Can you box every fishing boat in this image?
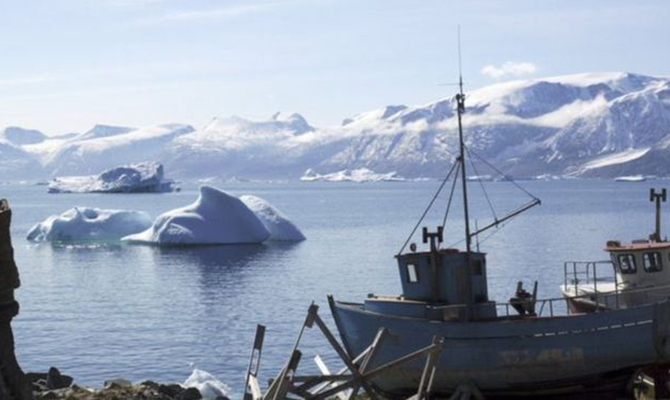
[327,76,670,397]
[561,189,670,313]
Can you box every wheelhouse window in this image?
[406,263,419,283]
[644,252,663,272]
[617,254,637,274]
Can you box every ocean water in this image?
[6,179,670,394]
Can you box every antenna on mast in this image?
[455,25,472,253]
[458,25,463,94]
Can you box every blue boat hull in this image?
[329,297,670,396]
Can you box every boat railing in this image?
[563,260,619,299]
[490,281,670,319]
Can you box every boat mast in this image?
[456,31,472,254]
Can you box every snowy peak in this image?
[3,71,670,180]
[1,126,47,145]
[203,112,314,136]
[78,124,134,140]
[271,112,313,134]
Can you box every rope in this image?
[397,160,459,255]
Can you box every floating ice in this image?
[48,162,177,193]
[27,207,153,242]
[240,195,305,241]
[614,175,646,182]
[183,368,230,399]
[300,168,405,182]
[123,185,270,245]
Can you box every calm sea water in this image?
[6,179,670,394]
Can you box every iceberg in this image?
[300,168,405,182]
[48,162,177,193]
[26,207,153,242]
[240,195,306,241]
[614,175,646,182]
[183,368,230,399]
[123,186,271,245]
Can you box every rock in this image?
[158,383,184,398]
[103,378,133,389]
[46,367,73,389]
[0,200,31,399]
[140,380,160,389]
[26,372,48,382]
[179,387,203,400]
[36,391,58,400]
[215,396,231,400]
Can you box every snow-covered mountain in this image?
[4,72,670,181]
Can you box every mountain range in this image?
[2,72,670,181]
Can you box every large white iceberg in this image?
[122,186,271,245]
[300,168,405,182]
[48,162,177,193]
[240,195,306,241]
[27,207,153,242]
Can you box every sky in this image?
[0,0,669,135]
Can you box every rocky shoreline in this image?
[29,367,230,400]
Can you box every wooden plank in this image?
[312,312,379,400]
[314,340,442,400]
[244,325,266,400]
[347,328,387,400]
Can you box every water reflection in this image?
[145,242,304,295]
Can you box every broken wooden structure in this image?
[243,303,480,400]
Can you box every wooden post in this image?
[414,336,443,400]
[310,306,380,400]
[347,328,387,399]
[244,324,265,400]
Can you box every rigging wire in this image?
[465,146,498,222]
[440,161,461,230]
[465,145,540,202]
[397,160,459,255]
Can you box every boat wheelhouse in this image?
[562,188,670,312]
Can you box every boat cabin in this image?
[364,227,497,321]
[605,240,670,288]
[561,189,670,311]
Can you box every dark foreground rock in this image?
[28,369,230,400]
[0,199,32,399]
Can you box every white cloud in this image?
[480,61,538,80]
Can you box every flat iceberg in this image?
[614,175,646,182]
[27,207,153,242]
[183,368,230,399]
[300,168,405,182]
[48,162,177,193]
[240,195,306,241]
[123,186,271,245]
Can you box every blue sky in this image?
[0,0,668,134]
